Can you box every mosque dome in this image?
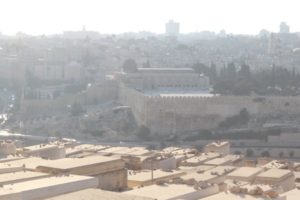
[122,59,137,73]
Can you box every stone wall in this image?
[20,80,118,116]
[120,85,300,135]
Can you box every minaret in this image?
[268,32,276,54]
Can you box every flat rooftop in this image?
[5,157,48,167]
[3,175,97,192]
[36,155,124,171]
[282,188,300,200]
[0,155,26,163]
[255,169,293,181]
[204,166,237,175]
[18,144,58,152]
[137,68,195,73]
[128,170,186,182]
[0,188,21,198]
[98,147,130,153]
[206,141,229,147]
[263,160,287,169]
[43,188,155,200]
[25,159,63,171]
[160,147,180,153]
[178,165,215,173]
[183,153,220,164]
[125,183,217,200]
[65,144,95,155]
[0,163,22,173]
[143,89,213,97]
[203,158,232,166]
[201,192,283,200]
[0,171,51,185]
[226,167,264,181]
[113,147,147,155]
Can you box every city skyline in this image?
[0,0,299,36]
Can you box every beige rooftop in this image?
[3,175,98,200]
[128,169,186,182]
[125,183,218,200]
[256,169,293,182]
[0,171,51,185]
[226,167,264,182]
[201,192,285,200]
[43,188,155,200]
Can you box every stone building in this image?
[115,59,209,91]
[205,141,230,156]
[35,156,127,191]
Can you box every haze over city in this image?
[1,1,300,200]
[0,0,299,35]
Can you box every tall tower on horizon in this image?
[280,22,290,33]
[268,32,277,54]
[165,20,180,37]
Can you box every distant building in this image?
[259,29,270,38]
[63,26,100,39]
[166,20,180,37]
[115,59,209,91]
[280,22,290,33]
[219,30,227,37]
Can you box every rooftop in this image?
[255,169,293,181]
[5,157,47,168]
[43,188,155,200]
[183,153,220,164]
[128,169,186,182]
[201,192,283,200]
[124,183,217,200]
[203,158,232,166]
[3,175,98,192]
[226,167,264,179]
[263,160,287,169]
[137,68,195,73]
[206,141,229,148]
[17,144,58,153]
[36,156,123,171]
[0,171,51,185]
[143,89,213,97]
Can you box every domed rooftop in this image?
[122,59,137,73]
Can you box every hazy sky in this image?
[0,0,298,35]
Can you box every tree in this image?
[213,80,235,94]
[193,145,203,152]
[54,131,62,139]
[233,80,253,95]
[261,150,270,157]
[279,151,283,158]
[235,150,241,155]
[71,102,84,116]
[137,125,150,140]
[160,141,166,149]
[192,62,210,76]
[227,62,236,80]
[246,149,253,157]
[239,108,249,125]
[238,64,252,80]
[145,60,151,68]
[209,61,217,83]
[147,144,156,150]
